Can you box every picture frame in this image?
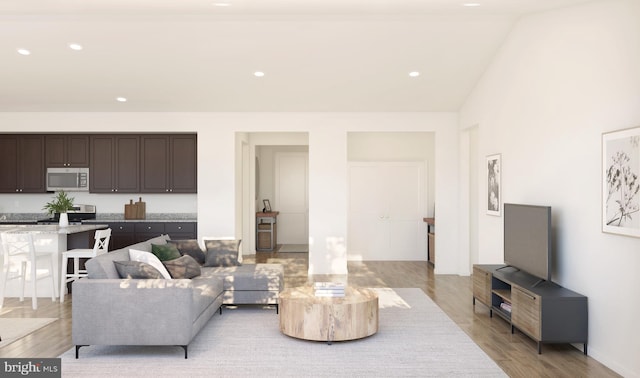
[487,154,501,216]
[602,126,640,238]
[263,199,272,212]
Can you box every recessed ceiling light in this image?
[463,3,481,7]
[254,71,265,77]
[116,97,127,102]
[409,71,420,77]
[17,48,31,56]
[69,43,83,51]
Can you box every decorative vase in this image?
[59,212,69,227]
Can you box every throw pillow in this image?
[167,239,206,265]
[203,239,242,267]
[162,255,202,279]
[129,248,172,279]
[114,261,164,279]
[151,243,182,262]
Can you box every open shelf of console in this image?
[473,264,588,355]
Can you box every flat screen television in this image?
[503,203,552,283]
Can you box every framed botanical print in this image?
[487,154,501,216]
[602,126,640,237]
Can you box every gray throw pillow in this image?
[203,239,242,267]
[114,260,164,279]
[162,255,202,279]
[167,239,206,265]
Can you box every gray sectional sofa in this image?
[72,234,284,358]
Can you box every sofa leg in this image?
[219,306,222,315]
[75,345,86,359]
[181,345,188,359]
[276,304,279,314]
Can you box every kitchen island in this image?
[0,224,108,298]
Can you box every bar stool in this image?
[60,228,111,303]
[1,232,57,310]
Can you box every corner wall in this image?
[460,1,640,375]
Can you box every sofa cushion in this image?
[203,239,242,267]
[126,234,171,255]
[167,239,206,265]
[162,255,201,279]
[129,249,172,279]
[200,264,283,292]
[85,234,171,279]
[114,260,164,279]
[86,248,130,279]
[151,243,182,261]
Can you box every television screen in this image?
[503,203,552,282]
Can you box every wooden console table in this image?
[423,217,435,265]
[256,211,278,251]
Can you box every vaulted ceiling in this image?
[0,0,592,112]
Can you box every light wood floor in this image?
[0,252,620,377]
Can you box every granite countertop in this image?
[83,219,196,223]
[89,213,196,223]
[0,224,109,235]
[0,213,196,224]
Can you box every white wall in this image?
[347,132,435,216]
[0,112,460,275]
[460,1,640,376]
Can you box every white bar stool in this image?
[1,232,57,310]
[60,228,111,303]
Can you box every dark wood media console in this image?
[473,264,588,355]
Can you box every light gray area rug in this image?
[60,288,506,377]
[0,317,57,348]
[277,244,309,253]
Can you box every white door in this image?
[275,152,309,244]
[348,162,426,260]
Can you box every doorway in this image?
[248,134,309,254]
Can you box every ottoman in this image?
[201,264,284,309]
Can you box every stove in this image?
[37,204,96,225]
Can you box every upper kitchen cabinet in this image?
[45,135,89,167]
[90,135,140,193]
[0,135,46,193]
[140,134,197,193]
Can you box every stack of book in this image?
[313,282,345,297]
[500,302,512,313]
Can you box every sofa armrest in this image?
[72,278,197,346]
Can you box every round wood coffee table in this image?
[278,286,378,343]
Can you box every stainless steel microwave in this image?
[46,167,89,192]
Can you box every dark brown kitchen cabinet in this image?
[0,135,46,193]
[140,134,197,193]
[134,222,166,242]
[45,134,89,167]
[106,221,197,250]
[90,135,140,193]
[108,222,137,251]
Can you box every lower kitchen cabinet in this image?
[108,223,136,251]
[107,221,197,251]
